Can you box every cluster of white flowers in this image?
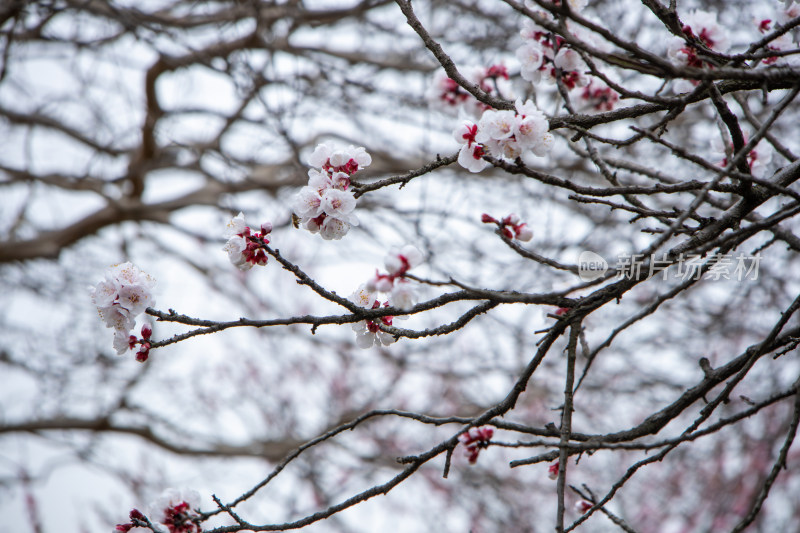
[222,212,272,270]
[349,285,395,349]
[516,18,590,89]
[116,488,201,533]
[91,262,155,356]
[454,99,553,172]
[667,10,730,93]
[367,245,424,310]
[349,245,424,349]
[754,8,800,68]
[292,143,370,240]
[710,134,774,178]
[426,65,513,118]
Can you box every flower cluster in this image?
[115,489,201,533]
[349,285,396,349]
[366,245,424,311]
[667,10,730,92]
[580,81,619,112]
[516,18,590,89]
[427,64,512,117]
[710,134,774,178]
[459,426,494,464]
[454,99,553,172]
[292,143,370,240]
[91,262,155,359]
[118,323,153,363]
[481,213,533,242]
[756,11,800,67]
[223,212,273,270]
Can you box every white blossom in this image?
[223,235,253,270]
[476,110,516,143]
[385,245,423,275]
[308,143,334,168]
[321,188,358,225]
[389,281,419,311]
[350,284,377,309]
[458,144,489,173]
[319,217,351,240]
[682,10,730,52]
[516,41,546,82]
[225,211,248,237]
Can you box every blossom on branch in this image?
[91,262,156,356]
[454,100,553,172]
[427,65,512,117]
[223,212,272,270]
[349,285,396,349]
[482,213,533,242]
[710,135,774,178]
[459,426,494,464]
[150,488,202,533]
[516,19,590,88]
[548,461,560,480]
[575,500,593,514]
[365,244,424,311]
[292,143,369,240]
[667,10,730,92]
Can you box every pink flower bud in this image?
[575,500,592,514]
[135,343,150,363]
[129,509,145,521]
[481,213,497,224]
[260,221,273,234]
[514,223,533,242]
[140,323,152,339]
[548,461,559,480]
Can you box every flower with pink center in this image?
[553,47,584,73]
[457,143,489,173]
[482,212,535,242]
[321,188,359,225]
[292,186,324,220]
[223,235,252,270]
[113,328,137,356]
[330,171,351,190]
[149,488,202,533]
[385,245,423,276]
[680,10,730,52]
[453,120,480,147]
[349,286,395,349]
[319,216,351,240]
[476,110,517,143]
[514,99,552,155]
[516,41,546,82]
